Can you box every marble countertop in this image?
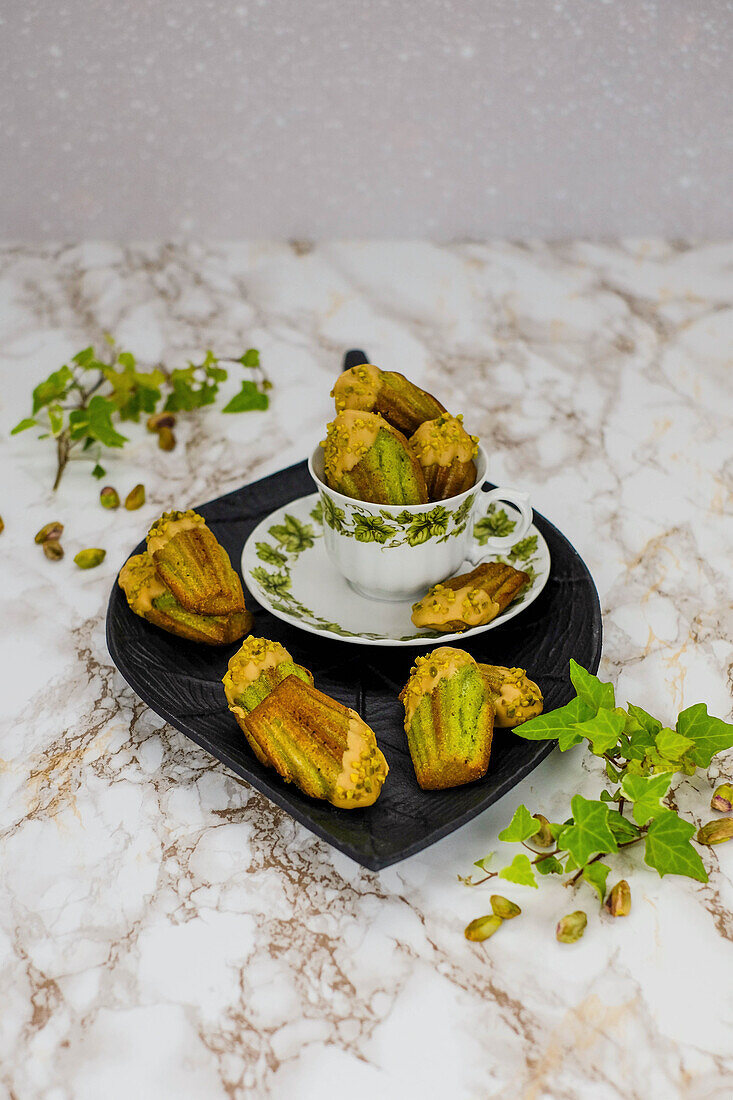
[1,241,732,1099]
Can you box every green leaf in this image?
[627,703,663,738]
[574,708,626,755]
[508,534,538,562]
[558,795,618,866]
[676,703,733,769]
[514,695,595,744]
[497,804,540,844]
[569,659,615,711]
[32,365,73,412]
[473,507,516,544]
[498,854,538,888]
[582,861,610,900]
[222,380,269,413]
[11,417,37,434]
[47,404,64,435]
[72,346,95,366]
[620,772,673,825]
[535,855,564,875]
[268,514,315,553]
[239,348,260,368]
[655,727,694,760]
[644,809,708,882]
[473,853,494,872]
[605,759,622,783]
[92,463,106,479]
[86,395,128,448]
[255,541,288,567]
[606,809,642,844]
[117,351,136,370]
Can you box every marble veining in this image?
[0,241,732,1099]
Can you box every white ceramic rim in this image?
[241,492,551,648]
[307,442,489,513]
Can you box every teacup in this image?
[308,443,532,601]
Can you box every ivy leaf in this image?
[47,405,65,435]
[11,417,37,435]
[72,346,95,366]
[606,809,642,844]
[627,703,663,737]
[558,795,618,866]
[238,348,260,368]
[644,810,708,882]
[32,365,73,412]
[222,380,269,413]
[582,861,610,900]
[574,708,626,755]
[655,727,695,760]
[514,695,595,744]
[535,855,564,875]
[473,853,494,872]
[676,704,733,769]
[92,463,106,479]
[86,395,128,448]
[497,804,540,843]
[569,659,615,711]
[620,772,673,825]
[498,854,538,888]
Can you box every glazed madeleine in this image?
[223,635,313,716]
[223,637,389,809]
[146,509,246,617]
[411,561,529,632]
[477,664,543,727]
[409,414,479,501]
[399,647,494,790]
[331,363,446,436]
[321,409,428,505]
[119,552,252,645]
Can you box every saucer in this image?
[241,493,550,647]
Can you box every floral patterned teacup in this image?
[308,443,532,601]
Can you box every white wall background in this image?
[2,0,732,238]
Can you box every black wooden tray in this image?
[106,463,602,871]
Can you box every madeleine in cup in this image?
[332,363,447,436]
[321,409,429,505]
[409,413,479,501]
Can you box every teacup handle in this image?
[467,486,533,563]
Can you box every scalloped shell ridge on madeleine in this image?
[146,509,246,616]
[399,647,494,790]
[331,363,447,436]
[119,551,252,645]
[222,637,388,809]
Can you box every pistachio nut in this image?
[74,548,106,570]
[464,914,503,942]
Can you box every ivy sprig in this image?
[11,342,270,489]
[463,659,733,899]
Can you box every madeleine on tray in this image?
[146,509,246,617]
[119,551,252,645]
[399,647,494,790]
[223,637,389,809]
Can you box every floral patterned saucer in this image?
[241,493,551,647]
